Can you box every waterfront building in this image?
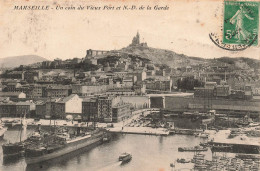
[0,100,17,117]
[54,94,82,119]
[35,99,55,119]
[97,96,121,122]
[82,98,98,121]
[16,101,35,118]
[112,103,131,122]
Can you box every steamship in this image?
[25,128,105,165]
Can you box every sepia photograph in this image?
[0,0,259,170]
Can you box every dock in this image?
[108,127,169,136]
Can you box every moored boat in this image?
[25,128,105,165]
[119,152,132,163]
[177,158,191,163]
[2,131,42,157]
[178,146,208,152]
[194,132,209,138]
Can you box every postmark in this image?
[209,0,259,51]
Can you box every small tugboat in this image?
[119,152,132,163]
[102,132,111,143]
[178,146,208,152]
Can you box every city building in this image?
[106,88,135,96]
[215,85,231,98]
[54,94,82,119]
[0,101,17,117]
[112,103,131,122]
[194,87,214,98]
[72,84,109,96]
[46,85,72,98]
[82,98,98,121]
[145,80,172,92]
[24,70,42,83]
[35,99,56,119]
[0,92,26,99]
[16,101,36,118]
[97,96,121,122]
[4,82,22,92]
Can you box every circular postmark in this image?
[209,32,258,51]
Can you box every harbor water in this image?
[0,126,212,171]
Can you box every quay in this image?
[108,127,169,136]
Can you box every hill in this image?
[214,57,260,70]
[0,55,48,68]
[117,46,259,70]
[119,46,206,68]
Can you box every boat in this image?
[102,136,110,143]
[199,142,209,147]
[0,124,7,139]
[235,154,260,160]
[194,132,209,138]
[25,128,105,165]
[102,131,111,143]
[178,146,208,152]
[210,144,233,152]
[2,131,42,157]
[177,158,191,163]
[119,152,132,163]
[2,142,24,157]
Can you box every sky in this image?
[0,0,259,60]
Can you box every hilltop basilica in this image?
[129,32,148,47]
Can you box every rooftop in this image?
[57,94,79,103]
[0,92,25,97]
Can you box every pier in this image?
[108,127,169,136]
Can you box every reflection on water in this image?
[0,126,211,171]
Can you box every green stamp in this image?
[223,1,259,46]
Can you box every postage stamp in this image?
[223,1,259,46]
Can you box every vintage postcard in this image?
[0,0,259,171]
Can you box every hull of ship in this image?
[2,144,24,157]
[210,142,260,154]
[211,144,260,154]
[25,132,104,165]
[178,147,208,152]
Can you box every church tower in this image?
[136,31,140,44]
